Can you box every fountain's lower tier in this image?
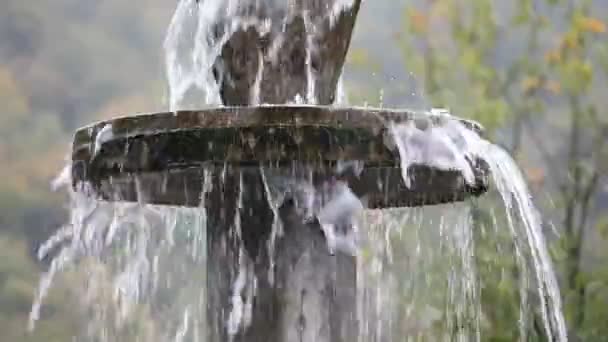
[71,106,489,208]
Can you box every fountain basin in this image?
[71,106,489,208]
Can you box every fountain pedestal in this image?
[71,107,487,341]
[69,1,488,340]
[203,167,357,342]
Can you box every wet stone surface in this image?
[71,106,488,209]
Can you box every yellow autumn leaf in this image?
[408,8,429,34]
[578,16,606,34]
[0,67,29,116]
[562,32,579,49]
[525,167,545,189]
[521,76,541,93]
[347,48,372,68]
[545,80,562,94]
[544,50,561,64]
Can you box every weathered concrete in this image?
[203,167,357,342]
[71,106,488,208]
[209,0,362,105]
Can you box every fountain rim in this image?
[70,105,489,208]
[71,104,489,181]
[73,105,484,146]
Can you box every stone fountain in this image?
[70,1,489,341]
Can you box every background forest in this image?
[0,0,607,341]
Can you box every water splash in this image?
[164,0,356,109]
[316,181,363,256]
[446,119,566,340]
[32,122,567,340]
[362,119,567,341]
[30,118,567,341]
[30,172,209,341]
[164,0,222,109]
[386,110,477,188]
[481,145,567,341]
[226,251,256,339]
[30,0,567,341]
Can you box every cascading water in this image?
[29,0,567,341]
[164,0,356,109]
[356,123,568,341]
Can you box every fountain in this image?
[30,1,567,341]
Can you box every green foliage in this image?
[0,236,81,341]
[0,0,177,338]
[396,0,608,340]
[0,0,174,234]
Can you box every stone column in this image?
[212,0,362,105]
[205,167,357,342]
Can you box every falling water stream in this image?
[30,0,567,341]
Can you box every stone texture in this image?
[71,107,488,208]
[209,0,362,105]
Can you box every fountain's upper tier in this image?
[71,106,489,208]
[205,0,362,105]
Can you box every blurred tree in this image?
[0,236,80,342]
[396,0,608,340]
[538,4,608,341]
[0,0,174,337]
